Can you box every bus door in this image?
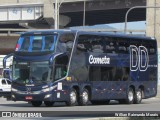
[53,54,69,81]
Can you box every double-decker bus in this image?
[3,30,157,107]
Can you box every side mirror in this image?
[3,53,14,69]
[49,52,66,66]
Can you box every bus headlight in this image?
[42,85,57,92]
[44,94,51,99]
[42,88,50,92]
[12,88,18,92]
[12,94,15,98]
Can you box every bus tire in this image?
[44,101,54,107]
[79,89,89,106]
[31,101,42,107]
[66,88,77,106]
[134,88,142,104]
[126,87,134,104]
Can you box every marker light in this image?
[66,77,71,81]
[15,44,19,51]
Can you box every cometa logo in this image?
[89,55,110,64]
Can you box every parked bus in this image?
[3,30,157,107]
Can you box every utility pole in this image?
[83,1,86,26]
[124,6,160,36]
[54,0,58,29]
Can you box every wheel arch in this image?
[138,85,145,98]
[72,85,80,97]
[84,85,92,99]
[129,85,135,93]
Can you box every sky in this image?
[108,21,146,30]
[71,21,146,34]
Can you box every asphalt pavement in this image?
[0,86,159,119]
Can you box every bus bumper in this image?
[11,90,69,102]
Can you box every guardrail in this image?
[0,28,146,36]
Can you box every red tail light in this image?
[15,44,19,51]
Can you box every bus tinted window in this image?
[77,35,105,53]
[17,34,57,52]
[56,33,75,53]
[89,66,129,81]
[116,39,130,54]
[20,36,30,51]
[32,37,42,51]
[54,55,68,80]
[144,41,157,55]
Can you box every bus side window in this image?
[92,45,103,53]
[54,55,68,80]
[150,48,155,54]
[145,41,156,55]
[57,33,75,54]
[66,41,73,53]
[89,66,130,81]
[117,39,129,54]
[20,37,30,51]
[105,40,116,54]
[45,36,54,50]
[89,66,101,81]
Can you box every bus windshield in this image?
[13,61,51,84]
[16,34,57,52]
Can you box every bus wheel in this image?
[31,101,42,107]
[66,88,77,106]
[79,89,89,106]
[44,101,54,107]
[126,88,134,104]
[134,89,142,104]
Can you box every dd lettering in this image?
[130,45,149,71]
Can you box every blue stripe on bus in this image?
[50,35,57,50]
[42,36,45,51]
[18,37,24,50]
[28,36,34,52]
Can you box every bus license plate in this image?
[25,96,33,100]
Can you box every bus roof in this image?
[77,31,156,41]
[21,29,156,41]
[21,29,77,35]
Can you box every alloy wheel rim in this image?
[70,91,76,104]
[128,90,133,102]
[137,91,142,102]
[83,91,89,103]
